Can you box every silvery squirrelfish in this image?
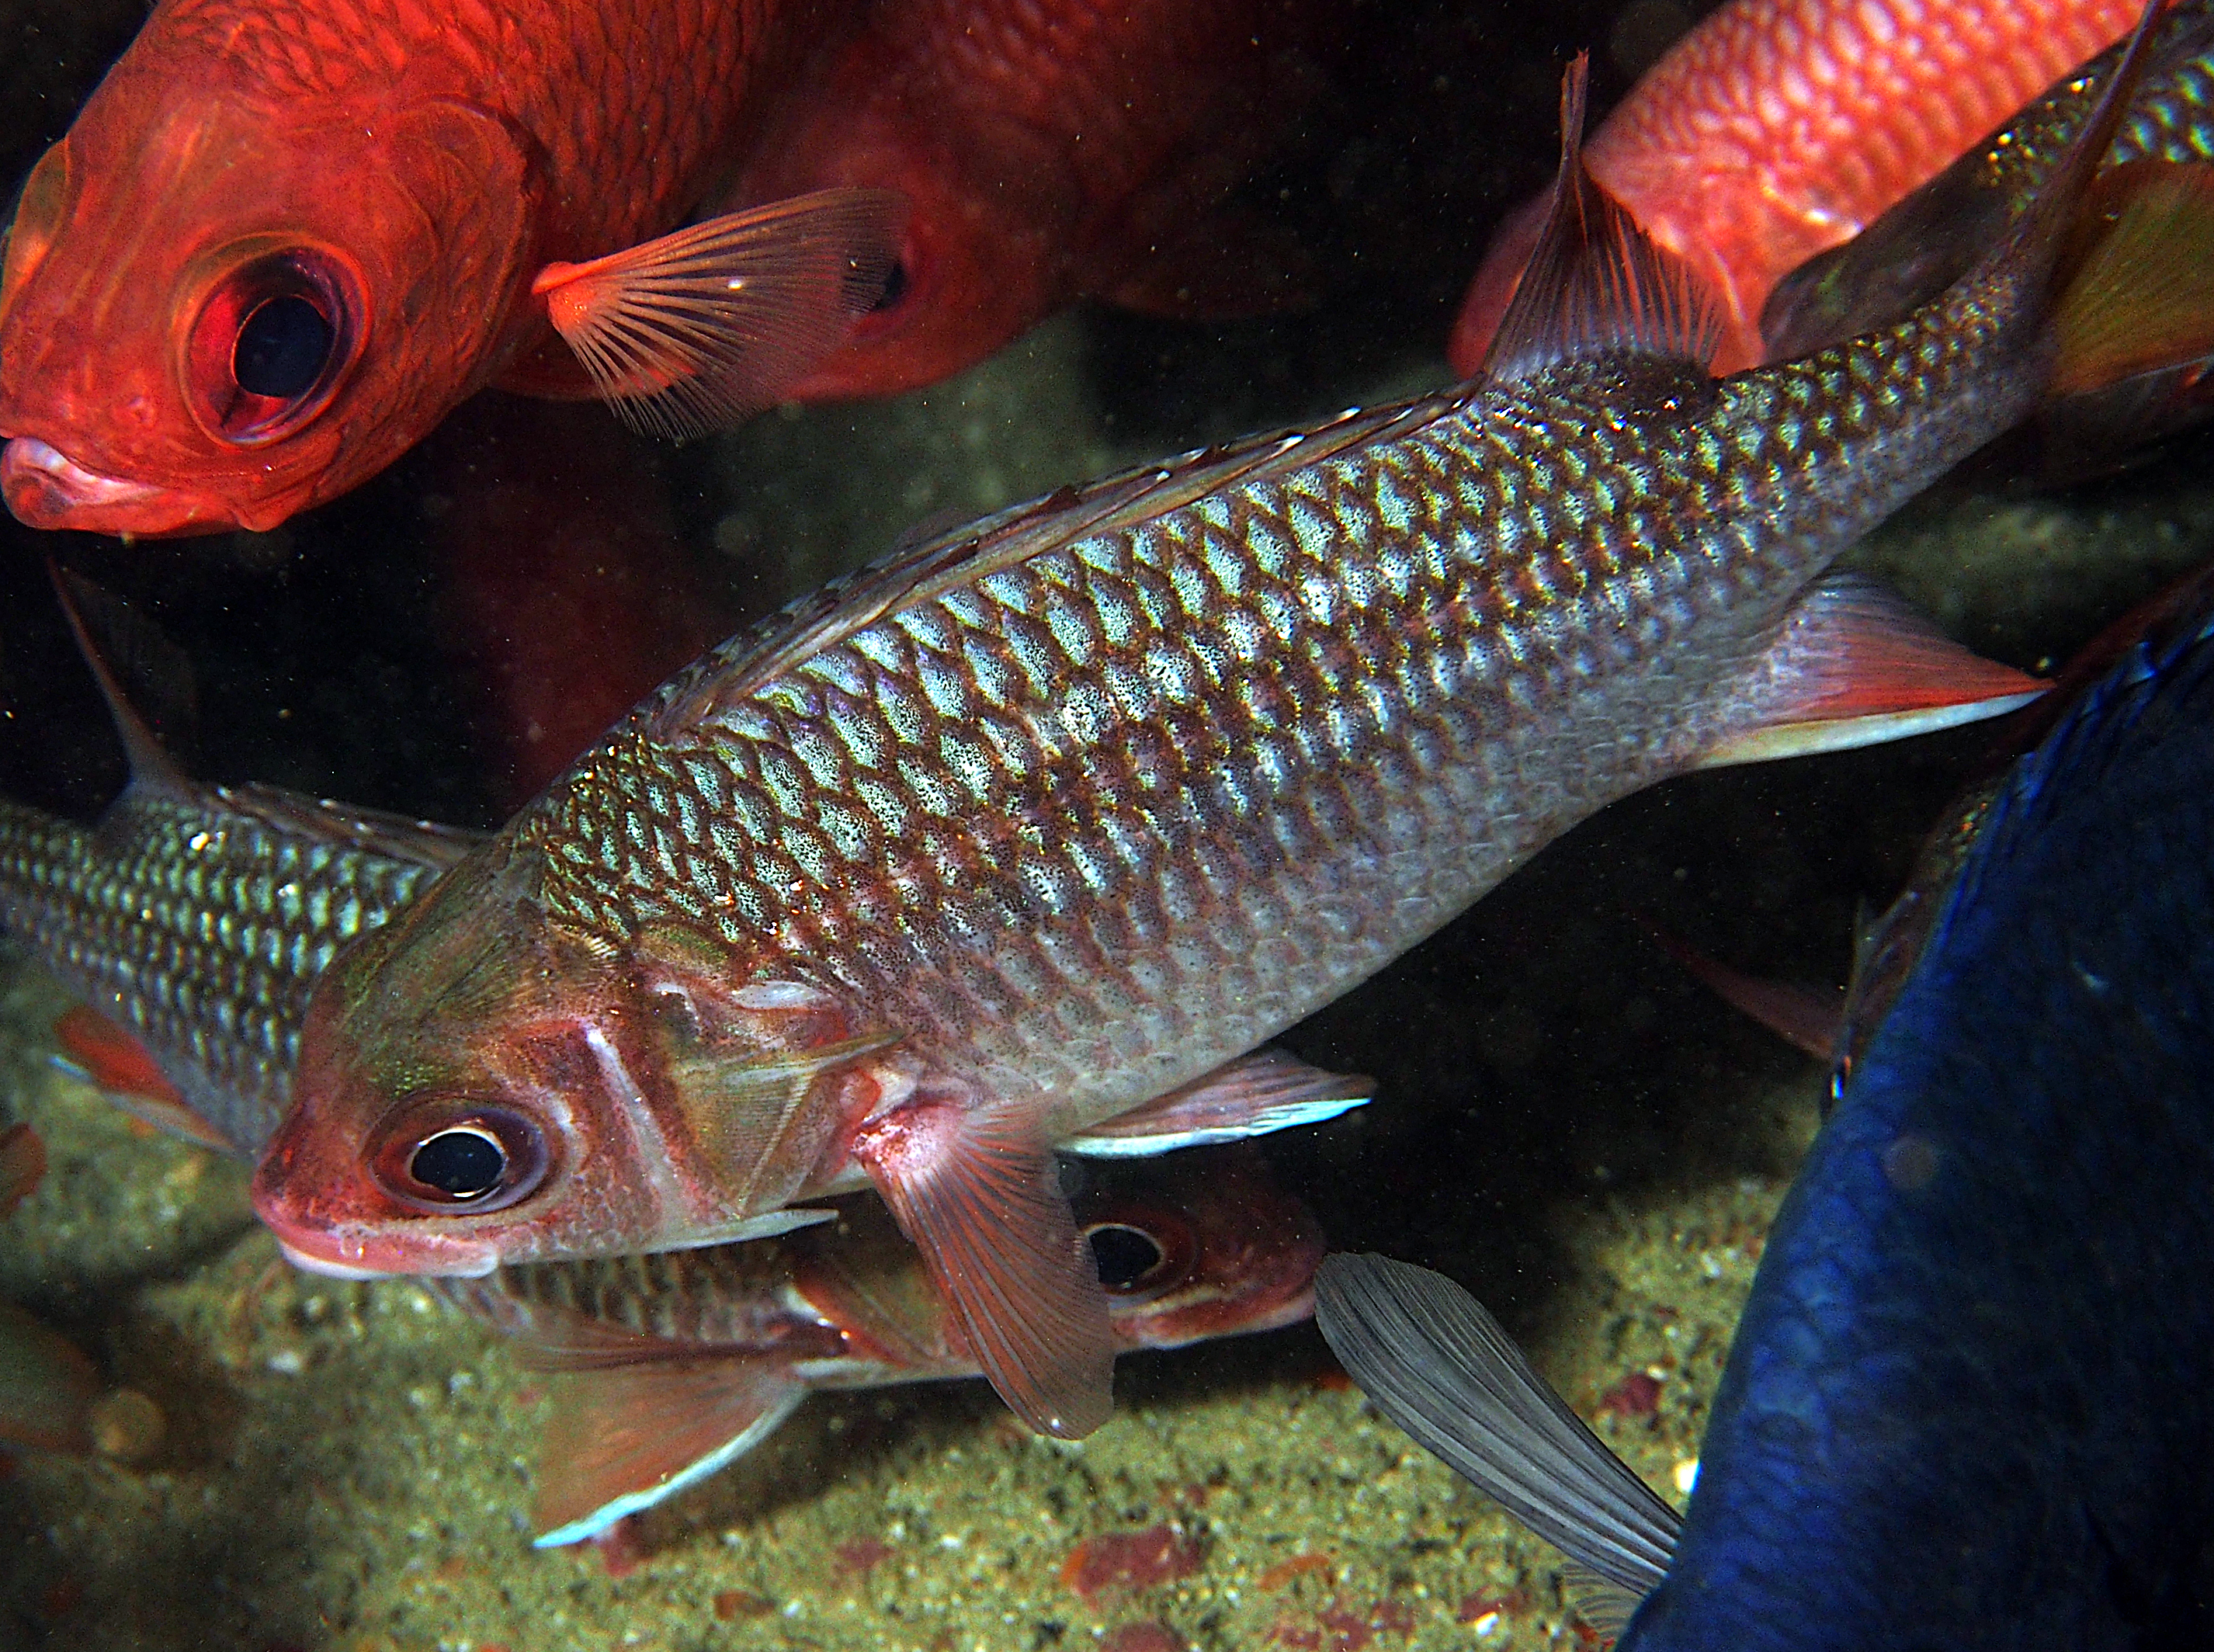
[252,7,2205,1444]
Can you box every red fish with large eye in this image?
[1449,0,2145,377]
[0,0,900,538]
[0,0,1346,540]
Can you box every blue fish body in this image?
[1625,613,2214,1649]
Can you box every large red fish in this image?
[0,0,900,538]
[1450,0,2144,377]
[0,0,1341,540]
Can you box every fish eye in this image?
[367,1102,550,1214]
[182,245,361,446]
[234,294,335,399]
[1086,1223,1171,1292]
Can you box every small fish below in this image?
[1317,555,2214,1645]
[449,1148,1325,1547]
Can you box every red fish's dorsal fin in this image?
[851,1101,1116,1441]
[533,187,904,442]
[1694,574,2047,767]
[47,565,199,803]
[1482,54,1723,386]
[529,1354,809,1546]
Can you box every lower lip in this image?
[274,1235,501,1280]
[0,436,231,534]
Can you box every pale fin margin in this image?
[534,187,904,442]
[1697,574,2046,769]
[531,1358,808,1546]
[1314,1255,1680,1599]
[854,1103,1114,1439]
[1482,54,1723,385]
[1060,1048,1372,1157]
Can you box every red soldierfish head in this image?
[0,41,538,536]
[251,846,874,1279]
[1084,1150,1326,1349]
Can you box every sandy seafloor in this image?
[5,2,2214,1647]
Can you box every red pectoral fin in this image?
[853,1102,1114,1440]
[532,187,904,440]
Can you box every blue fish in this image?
[1317,581,2214,1647]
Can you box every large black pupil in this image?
[234,293,333,399]
[410,1129,505,1199]
[1087,1224,1164,1290]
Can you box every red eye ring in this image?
[181,242,363,446]
[366,1100,551,1215]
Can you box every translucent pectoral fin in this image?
[531,1355,808,1547]
[1061,1048,1372,1158]
[853,1102,1114,1440]
[1315,1255,1680,1603]
[533,187,904,441]
[1697,574,2046,769]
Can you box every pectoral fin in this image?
[1060,1049,1372,1157]
[531,1355,808,1547]
[1314,1255,1680,1612]
[533,188,904,441]
[852,1102,1114,1439]
[1697,574,2045,769]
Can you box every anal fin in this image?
[531,1355,808,1546]
[1698,574,2045,769]
[1060,1048,1371,1157]
[853,1102,1113,1439]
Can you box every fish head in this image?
[0,49,539,536]
[1083,1150,1326,1349]
[253,845,883,1278]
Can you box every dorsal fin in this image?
[47,564,198,801]
[1483,54,1723,384]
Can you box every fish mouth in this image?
[269,1228,501,1281]
[1,436,237,536]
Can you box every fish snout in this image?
[1,436,235,535]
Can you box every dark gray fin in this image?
[1482,53,1723,384]
[47,565,199,800]
[1314,1254,1679,1599]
